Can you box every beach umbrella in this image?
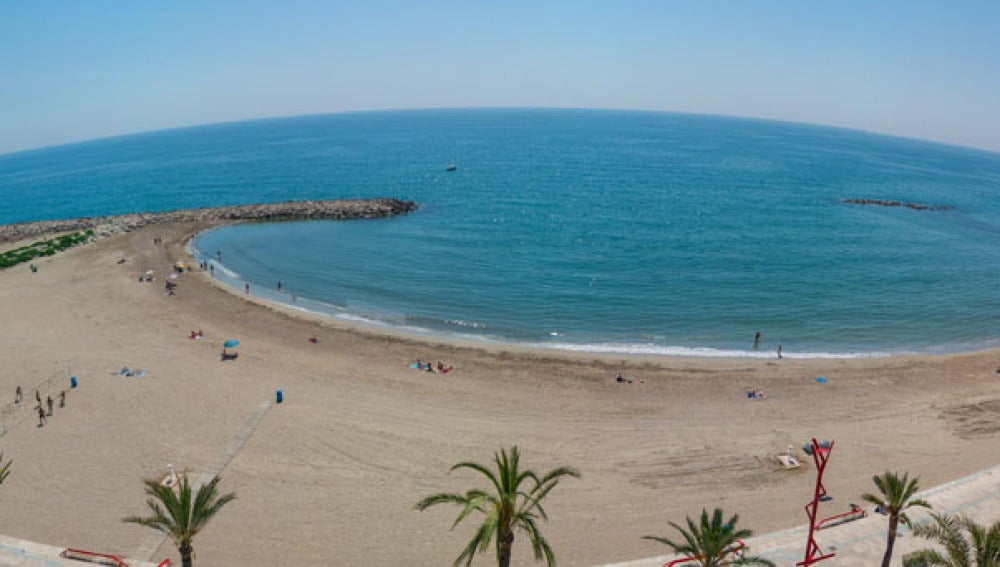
[223,339,240,349]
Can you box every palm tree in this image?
[643,508,774,566]
[415,446,580,567]
[0,453,10,485]
[123,475,236,567]
[903,512,1000,566]
[863,470,932,567]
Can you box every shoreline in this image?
[2,218,1000,566]
[184,224,998,361]
[173,223,1000,368]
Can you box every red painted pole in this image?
[797,438,836,566]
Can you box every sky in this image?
[2,1,999,155]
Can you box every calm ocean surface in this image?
[3,109,999,357]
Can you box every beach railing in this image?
[61,548,129,566]
[816,506,866,530]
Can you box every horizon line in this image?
[2,105,999,160]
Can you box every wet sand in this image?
[0,221,998,566]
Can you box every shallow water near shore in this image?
[3,109,1000,356]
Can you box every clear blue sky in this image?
[2,1,999,154]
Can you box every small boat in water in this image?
[445,164,457,171]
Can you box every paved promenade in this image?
[0,451,994,565]
[0,534,160,567]
[603,462,1000,566]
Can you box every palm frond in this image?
[902,548,952,566]
[642,535,681,548]
[645,508,758,567]
[122,474,235,559]
[521,515,556,566]
[451,460,503,496]
[454,520,493,567]
[903,512,1000,567]
[862,493,887,508]
[418,446,577,566]
[415,492,468,511]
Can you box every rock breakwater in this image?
[0,198,418,243]
[842,198,954,211]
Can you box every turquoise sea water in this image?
[2,109,999,357]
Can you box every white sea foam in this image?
[445,319,488,329]
[212,263,241,280]
[525,342,897,359]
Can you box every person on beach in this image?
[754,331,761,350]
[277,281,282,291]
[777,344,783,359]
[209,264,215,277]
[59,390,66,408]
[46,395,53,416]
[35,390,41,405]
[37,406,46,427]
[15,385,22,404]
[245,283,250,294]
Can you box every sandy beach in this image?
[1,221,999,566]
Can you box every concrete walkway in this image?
[0,534,160,567]
[602,462,1000,566]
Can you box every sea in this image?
[2,109,999,358]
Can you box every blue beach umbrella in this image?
[223,339,240,349]
[815,376,827,383]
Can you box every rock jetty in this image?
[841,198,954,211]
[0,198,418,243]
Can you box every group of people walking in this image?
[14,385,66,427]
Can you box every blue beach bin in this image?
[70,376,78,388]
[276,389,283,404]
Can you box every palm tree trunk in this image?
[880,516,898,567]
[180,542,194,567]
[498,531,514,567]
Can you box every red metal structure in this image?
[797,438,835,566]
[663,539,746,566]
[816,504,866,530]
[61,548,128,566]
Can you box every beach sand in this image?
[0,222,998,566]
